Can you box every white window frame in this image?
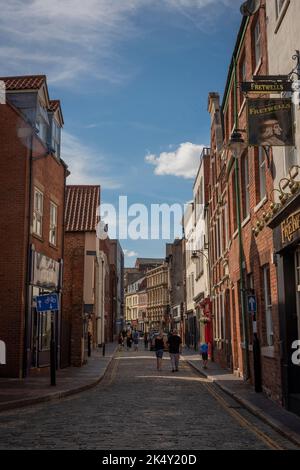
[51,119,61,156]
[49,201,58,246]
[254,19,261,68]
[258,147,266,201]
[33,188,43,237]
[243,152,250,218]
[276,0,287,19]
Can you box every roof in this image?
[65,185,100,232]
[0,75,46,91]
[135,258,165,266]
[49,100,60,111]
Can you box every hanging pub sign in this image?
[247,98,295,147]
[241,81,292,94]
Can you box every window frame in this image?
[262,264,274,347]
[49,201,58,246]
[253,18,262,69]
[258,147,266,202]
[33,188,44,237]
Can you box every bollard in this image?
[102,343,106,356]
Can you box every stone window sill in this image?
[254,196,268,213]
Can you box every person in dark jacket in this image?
[154,332,165,371]
[167,329,182,372]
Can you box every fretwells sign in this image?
[241,81,292,94]
[281,210,300,245]
[247,98,294,147]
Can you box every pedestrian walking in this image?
[167,329,182,372]
[144,332,149,350]
[154,331,165,371]
[126,331,133,351]
[199,341,209,369]
[118,332,124,351]
[133,329,139,352]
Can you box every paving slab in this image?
[0,343,117,413]
[182,349,300,448]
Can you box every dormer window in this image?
[36,103,49,144]
[51,119,61,157]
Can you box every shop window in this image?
[40,311,52,350]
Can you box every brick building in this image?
[63,185,100,367]
[208,2,283,404]
[146,264,169,331]
[0,75,67,378]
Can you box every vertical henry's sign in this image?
[0,340,6,365]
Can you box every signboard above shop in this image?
[247,98,295,147]
[31,250,60,289]
[241,81,293,94]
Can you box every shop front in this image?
[26,248,63,375]
[269,195,300,416]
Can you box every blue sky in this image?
[1,0,242,266]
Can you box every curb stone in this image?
[0,346,118,414]
[185,358,300,448]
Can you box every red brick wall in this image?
[63,232,85,367]
[209,2,282,404]
[0,102,66,377]
[0,104,29,377]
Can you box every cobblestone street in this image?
[0,349,297,450]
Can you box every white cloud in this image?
[0,0,240,86]
[124,249,139,258]
[61,131,121,189]
[145,142,204,179]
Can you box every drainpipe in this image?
[233,56,250,381]
[23,131,34,378]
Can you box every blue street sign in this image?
[247,295,257,314]
[36,293,59,312]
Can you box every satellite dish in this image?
[240,0,260,16]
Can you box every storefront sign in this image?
[281,210,300,244]
[241,81,292,94]
[247,98,294,147]
[32,251,60,288]
[0,340,6,365]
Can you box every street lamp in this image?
[228,129,251,382]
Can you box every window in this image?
[49,202,58,246]
[51,120,61,157]
[258,147,266,201]
[239,54,246,105]
[36,103,49,144]
[262,265,274,346]
[253,19,261,68]
[285,146,297,173]
[40,311,51,350]
[276,0,287,18]
[242,152,250,219]
[33,188,43,237]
